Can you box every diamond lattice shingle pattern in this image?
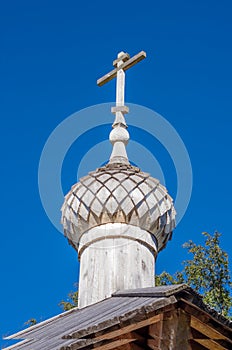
[61,165,176,251]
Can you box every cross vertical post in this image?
[116,53,126,106]
[113,52,130,127]
[97,50,146,165]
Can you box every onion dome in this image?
[61,162,176,252]
[61,50,176,254]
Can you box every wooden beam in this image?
[125,331,144,343]
[92,314,161,341]
[149,317,163,338]
[189,340,209,350]
[116,344,144,350]
[117,51,146,73]
[92,332,144,350]
[147,338,161,350]
[128,345,145,350]
[195,339,228,350]
[91,337,135,350]
[64,303,176,340]
[66,331,146,350]
[97,67,117,87]
[191,327,208,340]
[179,299,232,341]
[97,51,146,86]
[148,317,163,348]
[191,316,228,340]
[114,345,131,350]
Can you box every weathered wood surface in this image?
[113,284,189,297]
[191,316,228,340]
[4,285,232,350]
[63,332,144,350]
[147,338,160,350]
[148,314,163,349]
[97,51,146,86]
[113,344,144,350]
[113,52,130,67]
[180,299,232,341]
[62,167,175,254]
[194,338,228,350]
[158,309,192,350]
[111,106,129,114]
[115,53,125,107]
[93,315,161,341]
[60,308,232,350]
[82,336,135,350]
[78,224,157,308]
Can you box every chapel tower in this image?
[61,51,176,308]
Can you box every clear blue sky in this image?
[1,0,232,348]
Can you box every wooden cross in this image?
[97,51,146,165]
[97,51,146,110]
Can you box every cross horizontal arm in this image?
[97,67,118,87]
[97,51,146,87]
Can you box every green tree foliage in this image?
[59,288,78,311]
[24,318,37,327]
[156,232,232,317]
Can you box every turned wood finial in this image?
[97,51,146,165]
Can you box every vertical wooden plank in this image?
[78,224,156,308]
[149,316,163,349]
[160,309,192,350]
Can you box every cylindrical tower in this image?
[61,51,176,308]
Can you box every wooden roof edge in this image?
[62,299,232,350]
[178,294,232,330]
[2,338,33,350]
[63,287,232,342]
[60,305,175,350]
[112,284,231,330]
[112,283,195,298]
[179,298,232,339]
[4,284,231,346]
[3,306,80,340]
[63,295,178,340]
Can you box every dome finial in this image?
[97,51,146,165]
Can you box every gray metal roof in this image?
[3,284,232,350]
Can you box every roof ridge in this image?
[112,283,190,297]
